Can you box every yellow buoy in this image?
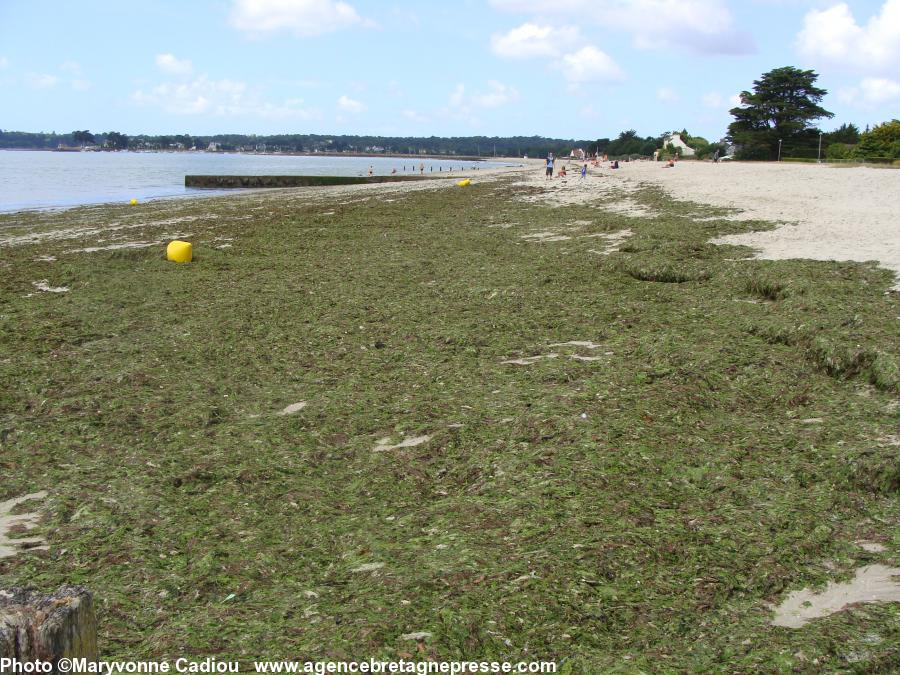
[457,178,471,187]
[130,198,138,205]
[166,240,192,263]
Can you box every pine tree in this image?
[727,67,833,160]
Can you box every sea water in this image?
[0,150,515,212]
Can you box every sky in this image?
[1,0,898,141]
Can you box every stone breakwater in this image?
[185,174,454,188]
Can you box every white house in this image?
[663,133,695,157]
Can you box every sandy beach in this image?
[512,158,900,288]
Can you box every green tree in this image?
[853,119,900,160]
[825,122,860,145]
[825,143,852,160]
[104,131,129,150]
[727,66,833,160]
[72,130,94,146]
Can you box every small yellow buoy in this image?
[130,198,138,206]
[457,178,471,187]
[166,240,192,263]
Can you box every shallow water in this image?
[0,150,513,211]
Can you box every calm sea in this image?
[0,150,515,212]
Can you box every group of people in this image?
[544,154,613,179]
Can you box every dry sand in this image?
[627,161,899,284]
[512,159,899,288]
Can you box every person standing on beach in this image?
[581,163,587,178]
[546,156,554,178]
[419,162,425,175]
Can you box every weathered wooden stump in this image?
[0,586,97,666]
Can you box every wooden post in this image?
[0,586,98,668]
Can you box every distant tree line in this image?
[0,129,726,160]
[0,130,130,150]
[0,130,597,158]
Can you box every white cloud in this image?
[337,94,365,113]
[25,73,59,89]
[60,61,91,90]
[839,77,900,107]
[230,0,366,37]
[490,0,754,54]
[133,75,314,119]
[447,81,520,111]
[700,91,741,110]
[490,21,622,89]
[490,22,580,59]
[795,1,900,75]
[472,80,520,107]
[155,53,194,75]
[558,45,625,84]
[657,86,679,103]
[0,57,8,69]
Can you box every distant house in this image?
[207,142,220,152]
[663,133,695,157]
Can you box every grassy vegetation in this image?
[0,175,897,670]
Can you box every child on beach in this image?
[581,163,587,178]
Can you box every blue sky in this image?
[1,1,897,141]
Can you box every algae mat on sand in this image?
[0,177,897,670]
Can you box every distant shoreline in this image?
[0,147,521,162]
